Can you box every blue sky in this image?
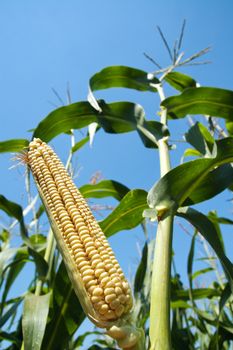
[1,1,233,347]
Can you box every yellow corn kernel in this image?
[27,138,133,328]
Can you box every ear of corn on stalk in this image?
[27,138,145,349]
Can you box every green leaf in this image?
[226,120,233,135]
[89,65,159,93]
[164,71,196,91]
[147,138,233,215]
[0,330,21,347]
[97,100,168,147]
[71,136,89,153]
[80,180,130,201]
[192,267,214,280]
[74,331,102,348]
[185,122,214,155]
[172,288,219,301]
[0,195,29,244]
[0,248,20,276]
[0,299,22,328]
[162,87,233,120]
[99,189,147,237]
[28,248,48,280]
[97,100,144,133]
[22,292,51,350]
[0,139,29,153]
[33,100,167,149]
[1,248,28,305]
[183,164,233,206]
[208,211,233,225]
[171,300,190,309]
[177,208,233,290]
[42,262,85,350]
[134,242,148,294]
[33,102,97,142]
[136,120,169,148]
[182,148,202,159]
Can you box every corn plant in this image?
[1,27,233,350]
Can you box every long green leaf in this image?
[0,248,20,276]
[100,189,147,237]
[89,65,159,92]
[185,122,214,155]
[33,100,167,148]
[0,195,29,244]
[22,292,51,350]
[80,180,129,201]
[0,299,22,328]
[134,242,148,294]
[97,100,144,133]
[0,139,29,153]
[177,208,233,290]
[42,262,85,350]
[172,287,220,301]
[28,248,48,280]
[162,87,233,119]
[164,71,196,91]
[97,100,168,147]
[1,248,28,305]
[147,138,233,216]
[33,102,97,142]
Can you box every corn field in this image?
[1,24,233,350]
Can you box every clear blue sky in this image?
[0,1,233,347]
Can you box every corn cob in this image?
[27,138,133,328]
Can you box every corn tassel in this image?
[27,138,145,349]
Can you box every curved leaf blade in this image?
[33,102,97,142]
[165,71,196,91]
[162,87,233,120]
[183,163,233,206]
[0,139,29,153]
[97,100,168,147]
[80,180,130,201]
[100,189,147,237]
[22,292,51,350]
[0,195,28,243]
[177,207,233,290]
[97,100,144,133]
[185,122,214,155]
[134,242,148,294]
[90,65,159,93]
[42,262,85,350]
[147,138,233,215]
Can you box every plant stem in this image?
[149,83,173,350]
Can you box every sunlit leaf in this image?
[134,242,148,293]
[0,139,29,153]
[33,102,97,142]
[89,65,159,93]
[28,248,48,280]
[80,180,129,201]
[185,122,214,155]
[162,87,233,119]
[100,189,147,237]
[147,138,233,215]
[165,71,196,91]
[172,288,220,301]
[72,136,89,153]
[42,262,85,350]
[22,293,51,350]
[1,248,28,304]
[182,148,202,160]
[0,195,29,244]
[177,208,233,290]
[192,268,214,280]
